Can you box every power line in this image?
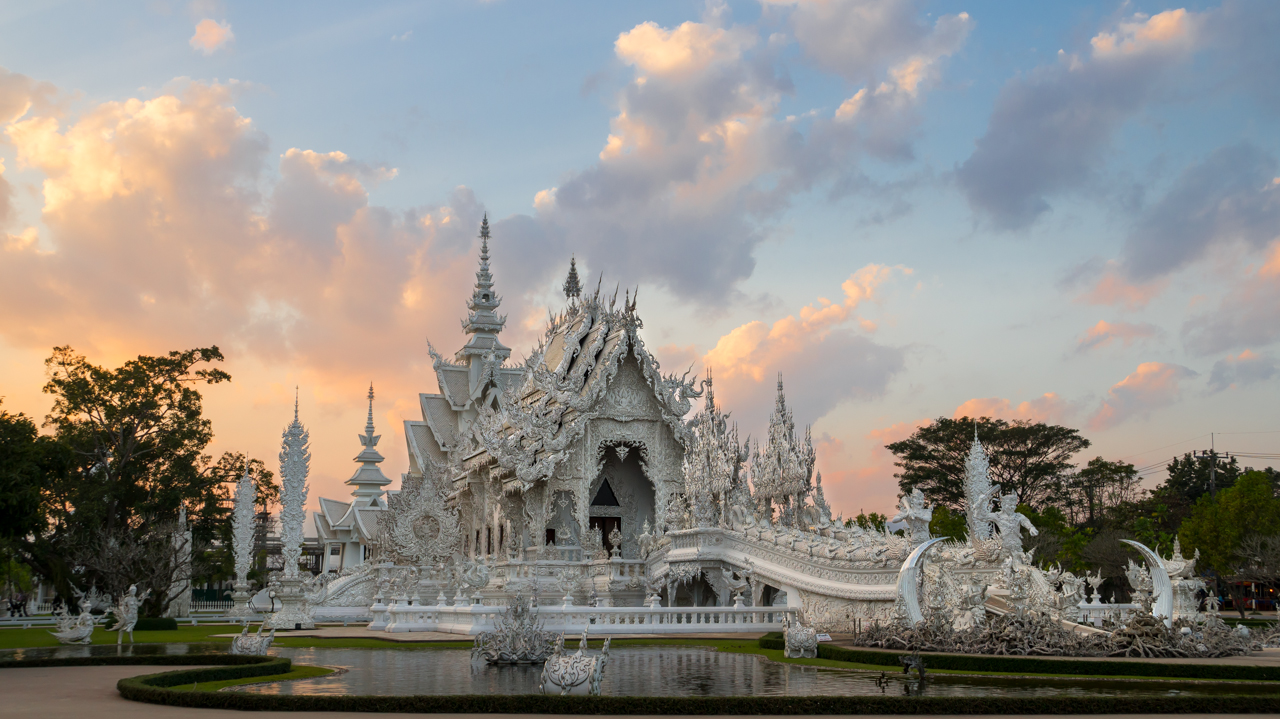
[1117,433,1209,461]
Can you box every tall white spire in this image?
[347,383,392,506]
[278,398,310,581]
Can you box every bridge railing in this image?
[375,602,796,635]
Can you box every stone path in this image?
[0,665,1271,719]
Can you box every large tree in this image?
[1161,452,1242,504]
[22,346,270,615]
[1179,471,1280,618]
[887,416,1090,511]
[0,403,55,544]
[1066,457,1140,528]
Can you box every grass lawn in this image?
[166,664,334,692]
[0,623,240,649]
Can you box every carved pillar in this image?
[524,485,548,560]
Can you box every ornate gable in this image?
[597,353,663,421]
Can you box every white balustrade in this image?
[379,602,796,635]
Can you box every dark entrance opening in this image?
[589,516,621,555]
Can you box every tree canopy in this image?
[5,346,273,616]
[887,416,1090,511]
[1160,452,1242,504]
[1179,470,1280,576]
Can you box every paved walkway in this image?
[0,665,1275,719]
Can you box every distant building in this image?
[312,385,392,572]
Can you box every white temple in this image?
[294,218,1202,639]
[313,384,391,573]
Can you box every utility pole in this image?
[1209,433,1216,498]
[1195,433,1219,498]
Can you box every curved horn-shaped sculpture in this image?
[1119,539,1173,627]
[895,537,947,626]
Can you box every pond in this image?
[239,646,1279,698]
[6,642,1277,697]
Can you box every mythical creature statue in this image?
[539,631,611,696]
[229,623,277,656]
[49,606,99,645]
[473,593,557,664]
[891,489,933,547]
[783,615,818,658]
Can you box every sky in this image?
[1,0,1279,523]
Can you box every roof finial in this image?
[563,255,582,300]
[366,382,376,434]
[705,366,715,411]
[294,386,299,422]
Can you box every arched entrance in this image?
[589,442,655,559]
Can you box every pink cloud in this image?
[1075,319,1159,352]
[1207,349,1278,393]
[815,419,927,519]
[1079,267,1168,310]
[1089,362,1197,430]
[189,19,234,55]
[0,79,512,512]
[953,392,1077,424]
[696,266,909,435]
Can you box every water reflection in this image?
[235,646,1280,698]
[0,642,216,662]
[7,642,1278,698]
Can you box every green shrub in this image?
[758,638,1280,682]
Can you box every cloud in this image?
[614,20,754,77]
[815,420,927,518]
[0,76,524,510]
[1207,349,1278,393]
[778,0,972,161]
[772,0,970,84]
[1089,361,1197,430]
[1076,263,1168,310]
[190,19,234,55]
[1182,240,1280,355]
[1121,144,1280,281]
[1075,320,1159,352]
[957,9,1201,229]
[504,6,966,303]
[705,264,907,382]
[0,159,11,228]
[953,393,1077,424]
[692,265,910,435]
[0,67,60,126]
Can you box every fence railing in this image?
[373,602,796,635]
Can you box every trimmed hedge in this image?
[112,682,1280,714]
[758,637,1280,682]
[0,653,286,672]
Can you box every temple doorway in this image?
[589,443,655,559]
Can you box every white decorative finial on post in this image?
[227,462,258,619]
[265,397,315,629]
